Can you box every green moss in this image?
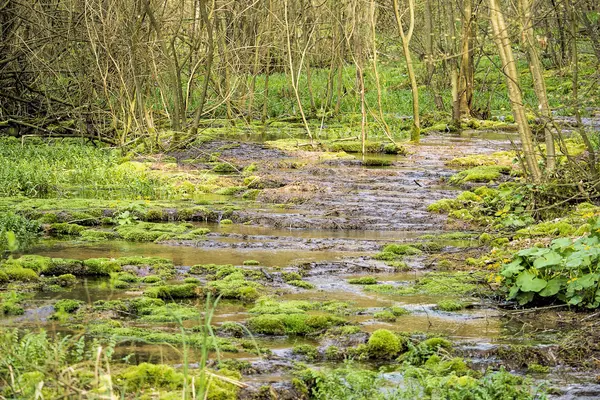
[82,258,121,276]
[427,199,460,213]
[243,259,260,266]
[212,162,238,173]
[413,241,445,252]
[527,363,550,373]
[390,306,410,316]
[293,344,319,361]
[2,267,39,282]
[247,313,346,335]
[324,345,343,360]
[436,300,466,312]
[449,165,510,184]
[375,244,421,261]
[374,310,397,322]
[479,233,493,243]
[207,273,261,301]
[48,223,86,235]
[288,280,315,289]
[116,222,191,242]
[220,219,233,225]
[365,272,483,297]
[45,258,85,276]
[54,299,84,313]
[282,272,303,282]
[118,363,184,391]
[367,329,404,359]
[112,272,139,283]
[327,140,405,155]
[456,191,483,202]
[145,283,199,299]
[515,220,576,238]
[381,244,422,255]
[249,298,313,315]
[347,276,378,285]
[447,151,514,167]
[53,274,77,287]
[3,255,51,272]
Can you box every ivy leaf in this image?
[533,251,562,269]
[516,271,547,292]
[538,278,564,297]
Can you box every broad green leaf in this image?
[538,278,564,297]
[500,259,525,277]
[516,271,547,292]
[517,291,535,305]
[569,273,598,291]
[517,247,549,257]
[550,237,572,250]
[565,252,590,269]
[533,251,562,269]
[508,285,520,300]
[568,295,583,305]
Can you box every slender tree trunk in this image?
[190,0,214,136]
[392,0,420,142]
[457,0,474,119]
[519,0,556,171]
[488,0,542,182]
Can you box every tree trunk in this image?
[488,0,542,182]
[519,0,556,171]
[392,0,420,142]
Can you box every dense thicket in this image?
[0,0,598,183]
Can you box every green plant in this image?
[500,219,600,307]
[0,212,40,252]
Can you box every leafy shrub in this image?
[0,212,40,252]
[500,220,600,307]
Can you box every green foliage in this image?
[242,259,260,266]
[0,138,168,199]
[293,344,319,361]
[0,212,40,252]
[500,223,600,307]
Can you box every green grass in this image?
[0,137,168,199]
